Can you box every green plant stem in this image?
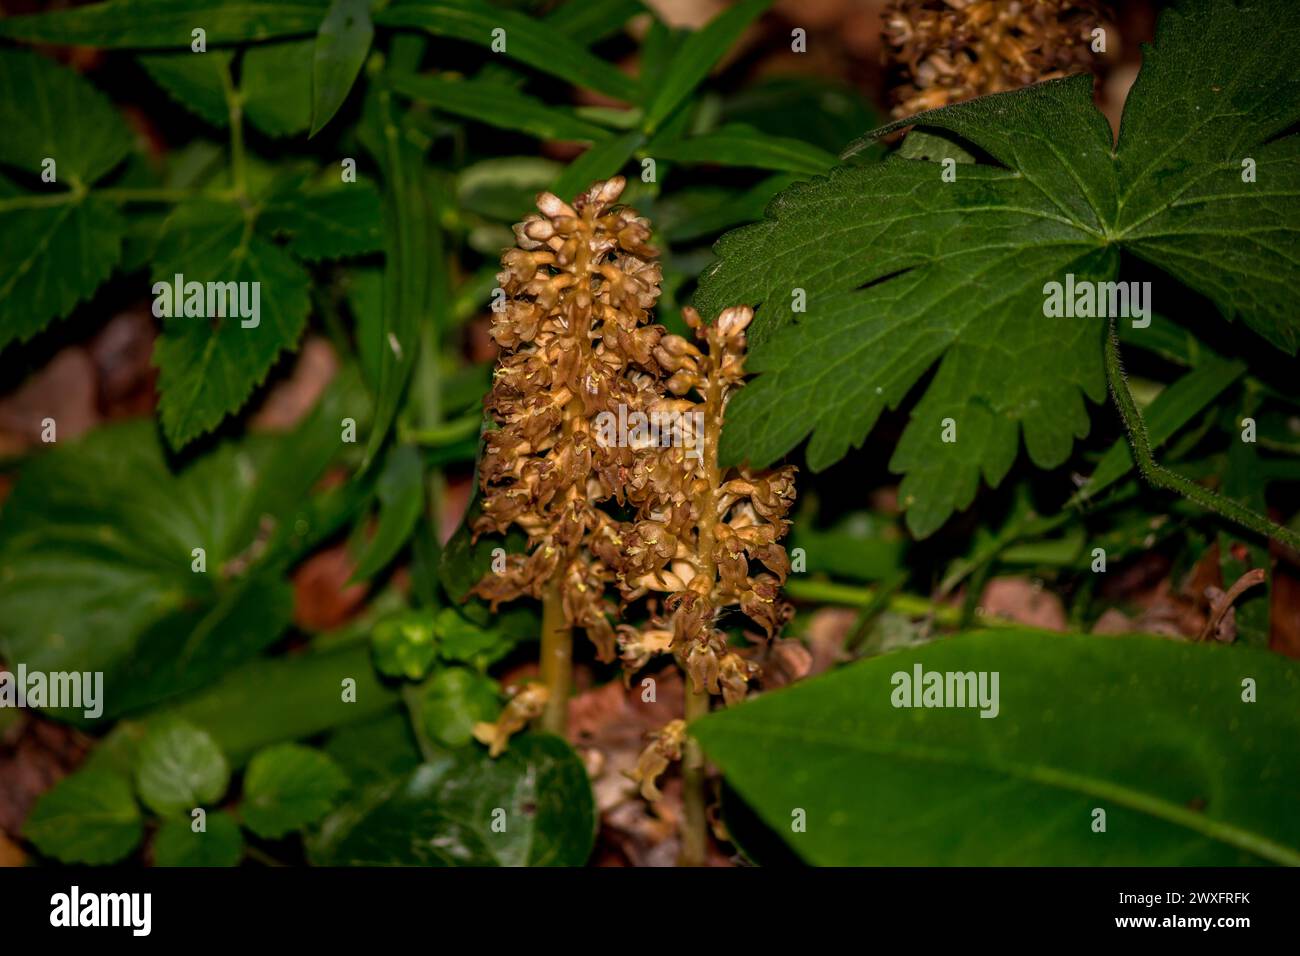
[1105,319,1300,554]
[220,64,247,199]
[538,578,572,736]
[398,412,481,447]
[783,578,1022,628]
[679,685,710,867]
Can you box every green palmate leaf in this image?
[642,0,772,131]
[134,718,230,815]
[376,0,639,103]
[139,50,234,127]
[151,200,311,446]
[390,72,610,143]
[241,744,349,838]
[552,130,644,202]
[0,48,132,183]
[309,735,595,866]
[242,38,314,137]
[153,812,244,867]
[420,667,499,747]
[649,124,837,176]
[694,629,1300,865]
[696,0,1300,538]
[0,197,125,350]
[23,770,143,865]
[0,378,354,718]
[311,0,373,136]
[260,176,384,260]
[0,0,331,48]
[350,444,423,580]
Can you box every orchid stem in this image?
[538,578,572,736]
[680,685,710,867]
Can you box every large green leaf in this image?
[0,383,354,718]
[0,0,331,48]
[694,629,1300,865]
[151,200,311,446]
[376,0,639,103]
[695,0,1300,537]
[309,734,595,866]
[23,770,143,865]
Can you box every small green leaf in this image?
[310,0,373,136]
[242,38,314,137]
[139,50,234,127]
[552,130,644,202]
[241,743,349,838]
[0,197,124,350]
[788,510,905,582]
[642,0,772,132]
[371,611,438,680]
[434,606,518,666]
[350,443,424,581]
[694,630,1300,865]
[457,156,562,221]
[153,812,243,867]
[309,735,595,866]
[135,718,231,815]
[421,667,500,747]
[23,770,143,865]
[151,200,311,446]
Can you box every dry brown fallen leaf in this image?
[978,576,1067,631]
